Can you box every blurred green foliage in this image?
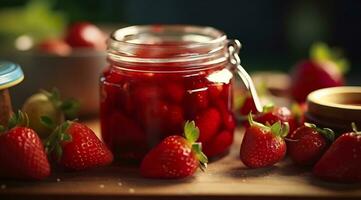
[0,0,66,45]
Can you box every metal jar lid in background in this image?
[0,61,24,90]
[0,61,24,126]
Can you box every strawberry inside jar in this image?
[100,25,237,162]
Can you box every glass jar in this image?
[100,25,243,162]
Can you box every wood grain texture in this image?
[0,120,360,200]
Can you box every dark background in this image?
[1,0,360,84]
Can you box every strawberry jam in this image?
[100,25,236,162]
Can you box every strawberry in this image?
[45,121,113,171]
[203,130,233,157]
[65,22,106,50]
[166,104,184,134]
[137,100,169,136]
[236,83,270,116]
[239,95,258,116]
[252,105,297,135]
[132,85,163,105]
[102,112,147,160]
[222,111,236,132]
[185,81,209,116]
[214,99,236,132]
[240,114,289,168]
[313,123,361,182]
[0,111,50,180]
[208,83,224,101]
[140,121,208,179]
[195,108,222,143]
[104,68,123,84]
[288,123,335,166]
[290,42,347,102]
[164,82,185,103]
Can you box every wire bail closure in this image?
[227,39,263,113]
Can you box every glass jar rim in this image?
[109,24,227,49]
[107,24,229,66]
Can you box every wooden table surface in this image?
[0,119,360,200]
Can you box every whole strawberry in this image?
[252,105,297,135]
[240,114,289,168]
[0,111,50,180]
[195,108,221,143]
[288,123,335,166]
[290,42,347,102]
[140,121,208,179]
[45,121,113,171]
[313,123,361,182]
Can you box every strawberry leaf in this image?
[270,121,289,138]
[322,128,335,142]
[270,121,281,136]
[184,121,199,143]
[60,99,80,120]
[262,103,274,113]
[192,142,208,170]
[60,132,71,141]
[310,42,349,74]
[248,112,269,131]
[304,123,335,142]
[8,110,29,129]
[184,121,208,171]
[44,121,72,160]
[40,116,55,129]
[280,122,289,138]
[41,88,80,120]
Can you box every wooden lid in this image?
[306,86,361,130]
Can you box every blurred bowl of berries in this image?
[7,22,109,117]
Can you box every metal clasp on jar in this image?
[227,39,263,113]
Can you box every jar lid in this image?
[306,86,361,131]
[0,61,24,90]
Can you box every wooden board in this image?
[0,120,361,200]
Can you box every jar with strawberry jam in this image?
[100,25,254,162]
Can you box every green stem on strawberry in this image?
[40,116,56,130]
[262,103,274,113]
[304,123,335,142]
[310,42,349,74]
[248,112,268,130]
[351,122,361,134]
[0,110,29,133]
[8,110,29,129]
[41,88,80,120]
[248,113,289,138]
[44,121,72,160]
[184,121,208,171]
